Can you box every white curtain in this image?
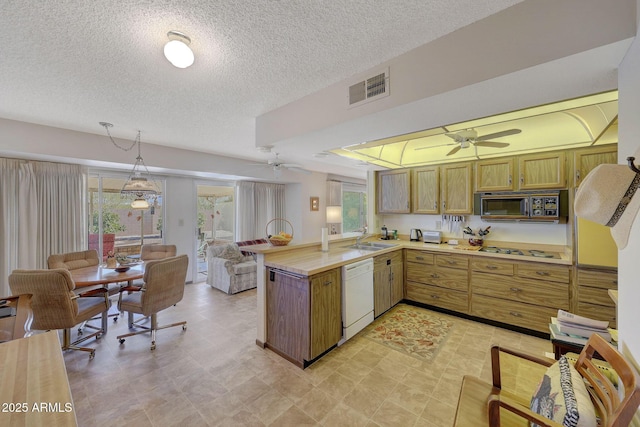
[0,158,85,296]
[236,181,285,241]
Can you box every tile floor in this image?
[63,281,553,427]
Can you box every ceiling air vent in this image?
[348,68,389,108]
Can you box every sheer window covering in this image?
[236,182,285,241]
[0,158,85,296]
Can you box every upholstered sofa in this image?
[206,241,265,294]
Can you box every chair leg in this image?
[62,327,101,360]
[117,313,187,351]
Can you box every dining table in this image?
[69,263,145,333]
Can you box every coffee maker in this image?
[381,225,389,240]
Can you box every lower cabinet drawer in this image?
[472,273,569,307]
[577,286,616,308]
[406,263,468,292]
[406,281,468,314]
[576,302,617,329]
[471,294,557,333]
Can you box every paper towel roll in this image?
[321,227,329,252]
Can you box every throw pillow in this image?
[530,356,596,427]
[218,244,244,262]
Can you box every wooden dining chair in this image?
[8,268,110,359]
[117,254,188,350]
[453,334,640,427]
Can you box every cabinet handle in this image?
[416,256,425,261]
[576,170,581,181]
[431,273,440,278]
[613,280,618,285]
[486,265,498,270]
[446,260,456,265]
[443,201,446,211]
[509,311,522,317]
[431,295,440,299]
[433,202,437,210]
[520,174,524,184]
[535,271,550,276]
[510,287,522,293]
[323,281,332,286]
[508,175,512,185]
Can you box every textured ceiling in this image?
[0,0,525,176]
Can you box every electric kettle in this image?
[410,229,423,241]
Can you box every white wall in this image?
[617,1,640,374]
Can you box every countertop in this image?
[244,235,572,277]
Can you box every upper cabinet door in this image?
[412,166,439,214]
[377,170,410,213]
[442,163,472,214]
[574,145,617,188]
[475,158,515,192]
[518,152,566,190]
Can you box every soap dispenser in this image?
[381,225,388,240]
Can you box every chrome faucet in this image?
[355,226,369,245]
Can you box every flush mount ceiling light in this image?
[163,30,194,68]
[99,122,160,209]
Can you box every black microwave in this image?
[473,190,568,222]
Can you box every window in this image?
[342,184,367,232]
[87,175,164,259]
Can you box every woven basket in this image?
[266,218,294,246]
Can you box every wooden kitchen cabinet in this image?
[373,250,403,317]
[517,151,566,190]
[266,267,341,367]
[377,169,410,213]
[441,162,473,214]
[573,145,617,188]
[475,157,516,191]
[412,166,439,214]
[470,258,570,333]
[405,250,469,314]
[575,267,617,328]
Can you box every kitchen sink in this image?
[343,242,398,251]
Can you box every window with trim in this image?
[342,183,367,232]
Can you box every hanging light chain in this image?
[99,122,138,152]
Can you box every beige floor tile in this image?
[63,283,557,427]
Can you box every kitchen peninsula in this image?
[244,233,574,368]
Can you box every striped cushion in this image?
[530,356,596,427]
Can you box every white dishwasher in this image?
[339,257,374,345]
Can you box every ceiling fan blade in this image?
[414,142,456,151]
[474,141,510,148]
[475,129,521,142]
[446,145,462,156]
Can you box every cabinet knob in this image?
[510,287,522,293]
[431,273,439,278]
[323,281,332,286]
[431,295,440,299]
[416,256,424,261]
[535,271,550,276]
[508,175,512,185]
[509,311,522,317]
[446,260,456,265]
[486,265,498,270]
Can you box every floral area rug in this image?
[365,304,454,361]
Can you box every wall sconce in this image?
[326,206,342,235]
[164,30,194,68]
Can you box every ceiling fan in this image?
[260,153,311,177]
[416,128,521,156]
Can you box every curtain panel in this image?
[236,182,285,241]
[0,158,85,296]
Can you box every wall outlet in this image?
[435,220,442,230]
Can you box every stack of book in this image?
[549,310,613,346]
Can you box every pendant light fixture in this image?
[99,122,160,209]
[163,30,194,68]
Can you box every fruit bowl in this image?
[266,218,294,246]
